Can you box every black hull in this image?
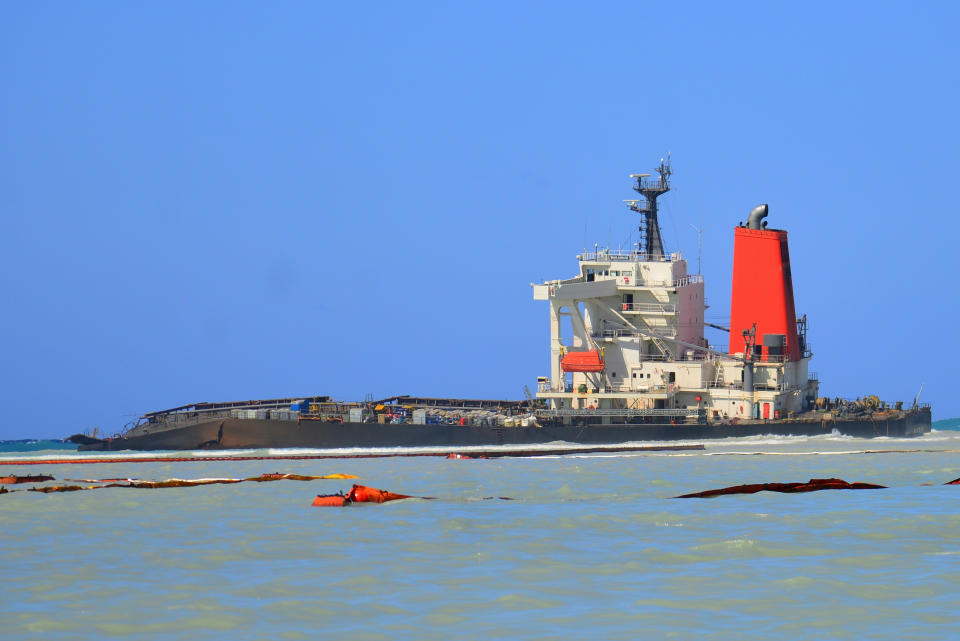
[76,408,932,451]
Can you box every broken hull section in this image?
[76,407,931,451]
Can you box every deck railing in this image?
[621,302,677,314]
[578,250,670,262]
[539,408,703,418]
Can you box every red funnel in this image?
[729,227,800,361]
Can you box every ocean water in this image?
[2,431,960,640]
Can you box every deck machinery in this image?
[532,159,819,425]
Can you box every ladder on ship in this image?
[610,308,671,358]
[713,361,725,387]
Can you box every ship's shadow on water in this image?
[2,431,959,640]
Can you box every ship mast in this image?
[626,156,671,259]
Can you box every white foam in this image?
[186,449,260,456]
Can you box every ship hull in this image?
[76,408,932,451]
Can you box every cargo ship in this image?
[70,160,931,451]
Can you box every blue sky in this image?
[2,2,958,439]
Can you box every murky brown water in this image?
[3,431,959,640]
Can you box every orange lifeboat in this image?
[560,349,605,373]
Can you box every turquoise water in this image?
[0,439,78,452]
[2,432,960,640]
[933,417,960,431]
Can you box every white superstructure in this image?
[531,161,819,424]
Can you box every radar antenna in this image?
[626,155,671,259]
[689,220,703,275]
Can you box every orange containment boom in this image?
[347,484,412,504]
[561,349,605,373]
[312,493,349,507]
[311,484,418,507]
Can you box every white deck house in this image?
[532,162,818,424]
